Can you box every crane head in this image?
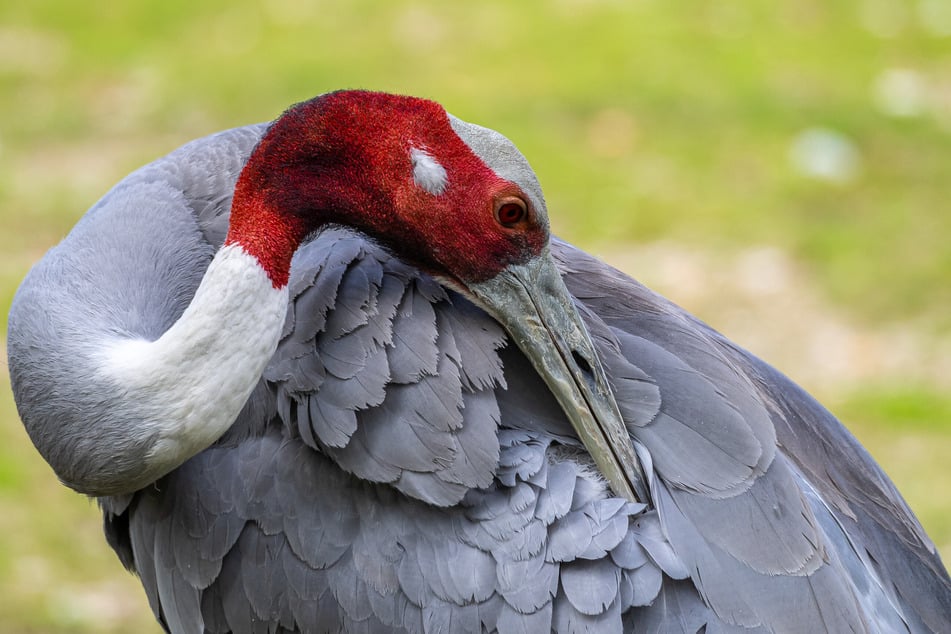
[228,90,648,503]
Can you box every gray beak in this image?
[467,247,648,503]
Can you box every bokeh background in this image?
[2,1,950,631]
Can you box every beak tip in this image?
[467,254,649,505]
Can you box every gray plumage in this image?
[7,116,951,634]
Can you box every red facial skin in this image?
[226,91,549,289]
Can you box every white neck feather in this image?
[99,243,288,481]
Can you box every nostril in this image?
[571,349,592,375]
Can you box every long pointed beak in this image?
[467,247,648,503]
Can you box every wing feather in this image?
[555,238,951,630]
[85,128,949,634]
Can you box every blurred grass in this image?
[1,1,949,631]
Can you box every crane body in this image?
[7,92,951,633]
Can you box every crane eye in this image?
[495,198,527,227]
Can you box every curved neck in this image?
[224,176,312,289]
[97,243,289,493]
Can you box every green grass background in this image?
[1,1,949,631]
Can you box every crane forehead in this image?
[447,114,548,223]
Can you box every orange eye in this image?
[495,198,527,227]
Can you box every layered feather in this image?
[16,123,942,633]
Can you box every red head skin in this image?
[225,90,549,288]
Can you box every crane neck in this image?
[94,241,289,493]
[224,178,312,289]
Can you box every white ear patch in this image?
[410,147,448,196]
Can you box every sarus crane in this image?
[7,90,951,633]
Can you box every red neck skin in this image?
[222,130,385,289]
[223,177,311,289]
